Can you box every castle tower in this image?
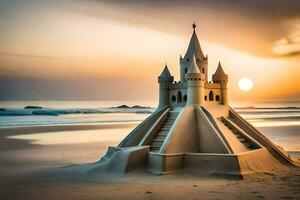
[185,56,205,105]
[180,23,208,83]
[158,64,174,108]
[212,62,228,105]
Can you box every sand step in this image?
[150,147,160,152]
[153,138,165,142]
[243,142,253,149]
[165,121,175,124]
[168,118,177,121]
[152,141,163,146]
[160,125,170,128]
[238,138,247,142]
[160,127,171,131]
[232,130,239,134]
[157,131,168,135]
[157,134,168,138]
[166,118,177,121]
[151,143,162,148]
[161,125,172,129]
[162,123,172,127]
[155,135,167,139]
[166,117,177,120]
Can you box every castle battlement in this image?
[169,82,186,89]
[204,83,221,89]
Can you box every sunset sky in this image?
[0,0,299,102]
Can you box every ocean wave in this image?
[0,108,154,116]
[233,106,300,110]
[1,106,300,118]
[237,110,300,114]
[245,115,300,121]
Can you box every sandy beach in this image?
[1,0,300,198]
[0,123,300,200]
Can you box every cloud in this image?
[273,38,300,56]
[0,52,55,60]
[272,22,300,57]
[0,75,156,101]
[89,0,300,17]
[78,0,300,58]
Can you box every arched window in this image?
[216,95,220,101]
[177,91,182,103]
[204,96,207,101]
[184,68,187,74]
[209,91,214,101]
[172,95,176,102]
[202,68,205,73]
[187,58,190,61]
[183,94,187,102]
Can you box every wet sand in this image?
[258,125,300,152]
[0,123,300,200]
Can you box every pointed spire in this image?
[184,23,205,61]
[214,61,226,75]
[187,55,200,74]
[160,64,171,77]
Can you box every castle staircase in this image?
[150,111,179,152]
[220,116,259,151]
[228,107,300,167]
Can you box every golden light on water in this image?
[238,77,253,92]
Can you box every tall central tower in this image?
[179,23,208,82]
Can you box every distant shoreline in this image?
[0,121,139,131]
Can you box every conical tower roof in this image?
[187,55,200,74]
[160,64,171,77]
[184,23,205,60]
[214,61,226,75]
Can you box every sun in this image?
[238,77,253,92]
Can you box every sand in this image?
[0,123,300,200]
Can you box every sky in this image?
[0,0,299,102]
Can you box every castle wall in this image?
[169,89,187,107]
[169,82,187,107]
[203,87,222,106]
[166,82,223,107]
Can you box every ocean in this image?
[0,101,155,127]
[0,100,299,153]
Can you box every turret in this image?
[212,62,228,105]
[158,64,174,108]
[185,56,205,105]
[180,23,208,82]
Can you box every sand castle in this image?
[95,24,299,178]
